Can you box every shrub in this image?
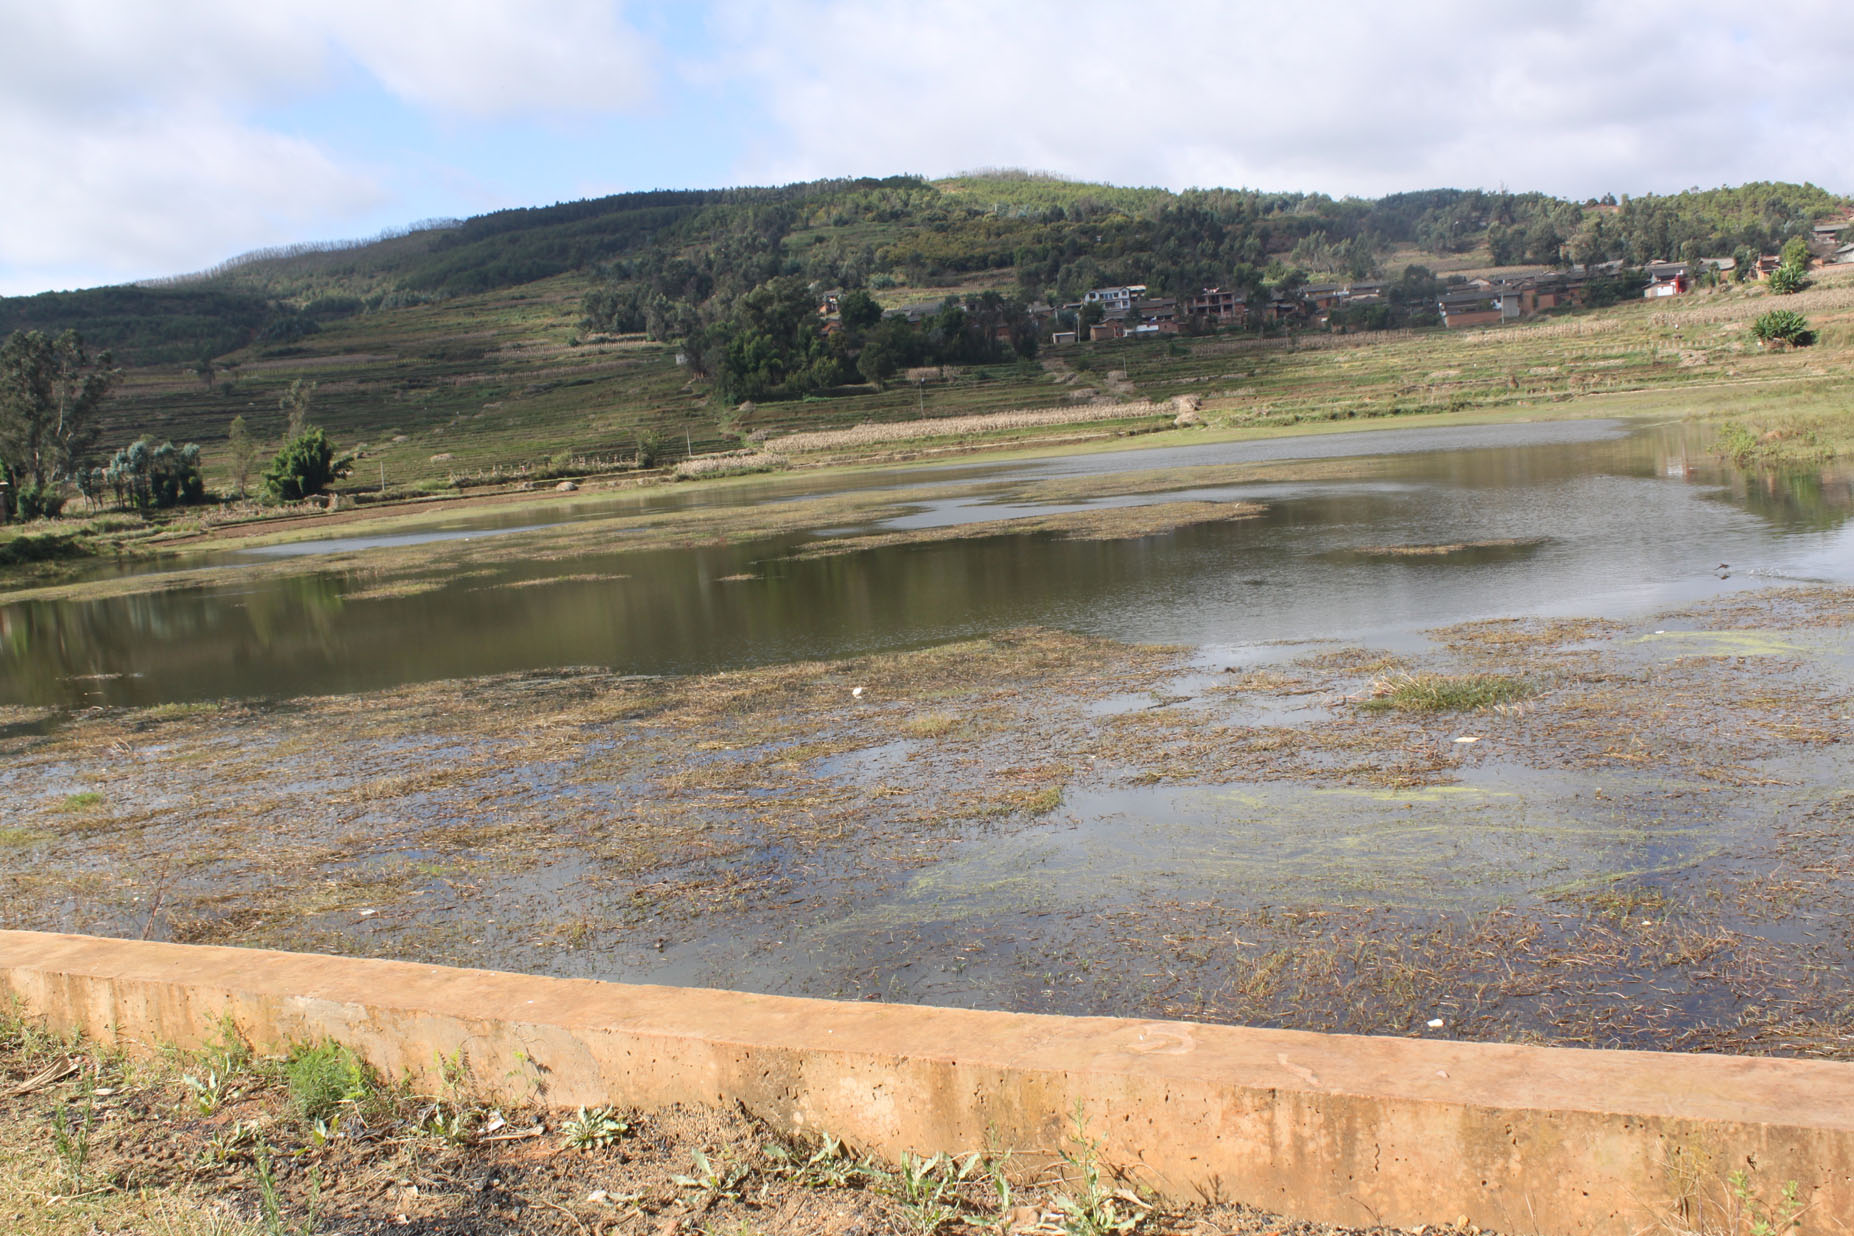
[1751,309,1813,347]
[12,482,66,520]
[263,428,350,501]
[1766,262,1807,295]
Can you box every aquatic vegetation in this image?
[1359,672,1537,712]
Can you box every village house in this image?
[1127,296,1179,335]
[1301,283,1344,312]
[1082,284,1147,314]
[1437,288,1503,329]
[1641,262,1692,298]
[1514,272,1587,313]
[883,300,948,324]
[1183,287,1246,325]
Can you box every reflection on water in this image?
[235,524,550,557]
[4,418,1851,707]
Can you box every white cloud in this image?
[0,105,383,295]
[0,0,661,293]
[712,0,1854,200]
[323,0,657,117]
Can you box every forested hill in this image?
[1,173,1844,367]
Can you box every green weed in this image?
[558,1104,631,1150]
[672,1147,751,1201]
[282,1039,372,1131]
[253,1138,322,1236]
[766,1132,871,1188]
[887,1150,978,1234]
[1727,1171,1805,1236]
[180,1018,254,1115]
[50,1099,96,1193]
[1360,671,1536,712]
[1054,1107,1148,1236]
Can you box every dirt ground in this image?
[0,1013,1482,1236]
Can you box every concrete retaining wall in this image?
[2,930,1850,1234]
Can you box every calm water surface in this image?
[4,417,1850,707]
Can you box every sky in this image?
[4,0,1852,296]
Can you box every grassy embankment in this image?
[6,264,1852,581]
[123,265,1854,487]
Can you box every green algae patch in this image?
[1636,629,1810,657]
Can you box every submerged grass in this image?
[1360,671,1538,712]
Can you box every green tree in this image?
[226,415,260,497]
[0,330,116,514]
[262,428,349,501]
[105,438,205,509]
[837,289,882,332]
[856,341,896,389]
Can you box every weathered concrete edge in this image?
[2,931,1849,1236]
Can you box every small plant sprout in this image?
[254,1137,323,1236]
[182,1064,240,1115]
[559,1104,631,1150]
[50,1098,97,1193]
[1054,1106,1150,1236]
[887,1150,980,1234]
[672,1147,751,1200]
[767,1131,869,1188]
[198,1119,261,1167]
[1728,1170,1806,1236]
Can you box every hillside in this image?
[1,173,1848,497]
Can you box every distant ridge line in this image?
[136,217,462,289]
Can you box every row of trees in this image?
[1,328,349,520]
[0,329,114,519]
